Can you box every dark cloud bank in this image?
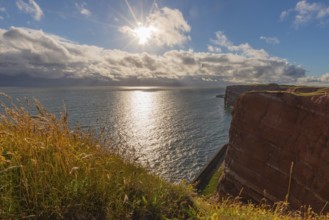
[0,27,312,87]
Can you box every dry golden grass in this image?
[0,94,196,219]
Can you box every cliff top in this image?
[224,84,329,108]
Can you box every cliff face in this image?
[218,89,329,213]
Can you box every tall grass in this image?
[0,94,196,219]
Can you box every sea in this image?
[0,86,231,183]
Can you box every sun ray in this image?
[121,0,160,47]
[125,0,139,25]
[149,0,157,16]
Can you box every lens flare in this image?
[133,25,157,45]
[121,0,159,47]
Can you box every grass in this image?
[0,94,329,219]
[0,94,196,219]
[246,85,329,97]
[200,165,224,197]
[290,87,329,97]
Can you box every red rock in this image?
[218,87,329,213]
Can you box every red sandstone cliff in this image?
[218,88,329,213]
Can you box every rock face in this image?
[218,88,329,213]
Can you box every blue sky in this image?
[0,0,329,86]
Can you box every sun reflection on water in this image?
[126,91,162,160]
[124,90,212,182]
[124,90,199,181]
[130,91,154,125]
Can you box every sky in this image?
[0,0,329,86]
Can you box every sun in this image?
[133,24,157,45]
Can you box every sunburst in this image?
[121,0,159,47]
[133,24,157,45]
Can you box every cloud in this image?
[211,31,269,59]
[75,2,91,17]
[297,73,329,85]
[280,9,293,21]
[207,45,221,53]
[16,0,43,21]
[119,7,191,47]
[210,31,232,48]
[281,0,329,27]
[0,27,307,86]
[260,36,280,45]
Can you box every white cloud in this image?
[281,0,329,27]
[207,45,221,53]
[119,7,191,48]
[260,36,280,45]
[317,7,329,19]
[0,27,307,85]
[75,2,91,17]
[211,31,233,48]
[211,31,269,59]
[297,73,329,85]
[280,9,293,21]
[16,0,43,21]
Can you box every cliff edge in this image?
[224,84,321,108]
[218,87,329,213]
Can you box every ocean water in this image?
[0,86,231,182]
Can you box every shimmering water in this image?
[0,86,231,182]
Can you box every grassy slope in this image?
[0,95,328,219]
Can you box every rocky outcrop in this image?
[224,84,322,108]
[218,88,329,213]
[224,84,286,108]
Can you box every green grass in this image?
[247,85,329,97]
[290,87,329,97]
[200,165,224,197]
[0,94,328,219]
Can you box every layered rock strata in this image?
[218,88,329,213]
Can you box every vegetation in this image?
[247,85,329,97]
[0,94,328,219]
[0,94,196,219]
[199,165,224,197]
